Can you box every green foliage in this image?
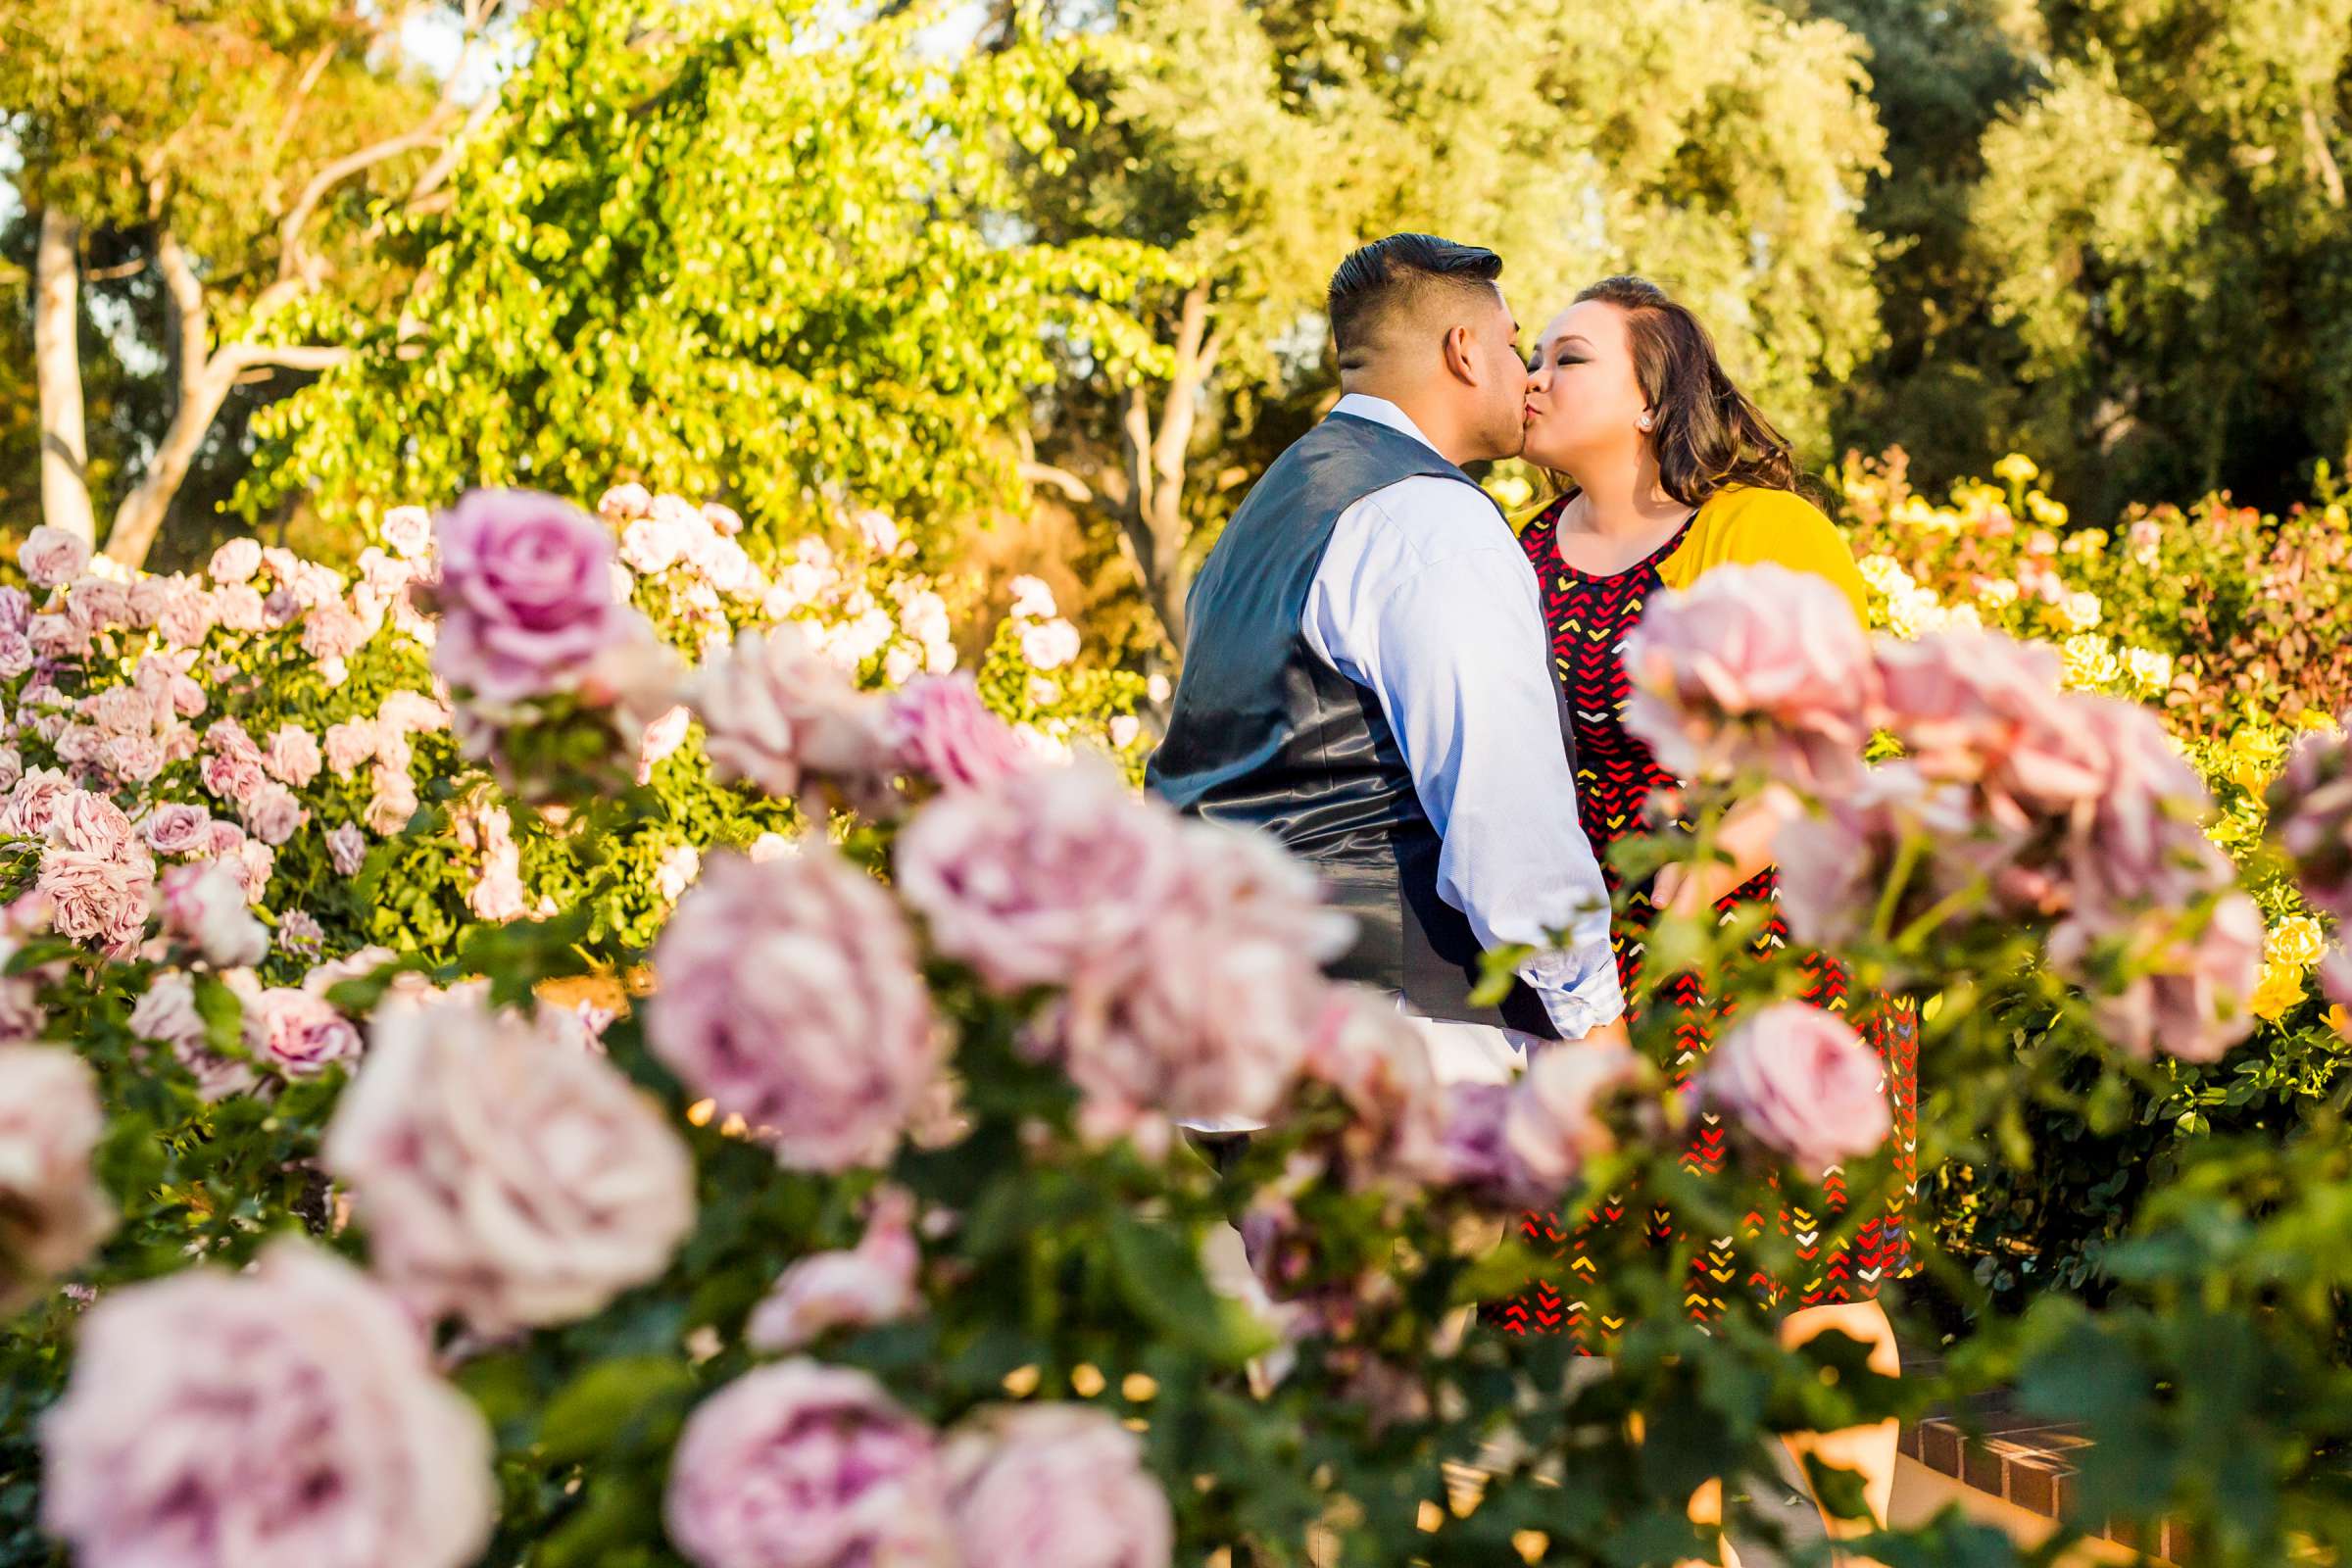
[244,0,1171,559]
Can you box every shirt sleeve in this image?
[1309,483,1626,1039]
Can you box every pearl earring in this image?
[1639,416,1652,431]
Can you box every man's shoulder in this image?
[1350,473,1518,569]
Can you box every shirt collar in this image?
[1330,393,1444,458]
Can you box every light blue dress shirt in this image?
[1300,394,1625,1039]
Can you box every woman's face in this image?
[1520,299,1649,475]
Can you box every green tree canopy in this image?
[248,0,1171,553]
[1014,0,1890,653]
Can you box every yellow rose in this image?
[2268,915,2327,969]
[2249,957,2306,1022]
[1993,454,2039,486]
[2027,492,2070,527]
[2328,1004,2349,1039]
[2061,633,2120,689]
[2124,647,2174,695]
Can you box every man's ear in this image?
[1441,323,1478,386]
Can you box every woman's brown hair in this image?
[1543,275,1808,509]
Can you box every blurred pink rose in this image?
[157,861,268,968]
[52,723,99,765]
[1621,563,1876,794]
[28,612,89,660]
[2052,893,2263,1063]
[895,761,1187,994]
[380,506,434,560]
[0,767,74,839]
[0,748,24,794]
[276,908,324,958]
[1172,820,1354,961]
[1698,1002,1891,1174]
[747,1188,921,1352]
[40,1241,495,1568]
[0,631,32,678]
[943,1404,1172,1568]
[1501,1043,1641,1204]
[2128,518,2164,565]
[212,581,268,632]
[130,971,256,1101]
[649,848,941,1172]
[379,688,453,734]
[430,489,636,703]
[2270,726,2352,921]
[20,526,90,590]
[703,501,744,536]
[98,733,165,785]
[65,576,132,634]
[262,723,322,788]
[300,600,368,662]
[153,579,216,648]
[1019,617,1082,671]
[207,537,263,584]
[244,986,362,1076]
[885,674,1032,792]
[0,1046,115,1311]
[44,790,134,858]
[685,623,898,809]
[367,761,420,836]
[1773,763,1984,947]
[664,1360,951,1568]
[597,482,653,521]
[2322,947,2352,1023]
[1294,989,1453,1192]
[0,585,24,632]
[230,839,276,904]
[326,822,368,875]
[620,513,686,573]
[1873,632,2109,827]
[198,747,264,804]
[139,803,213,858]
[203,817,246,857]
[324,992,695,1335]
[2061,696,2230,918]
[324,717,380,776]
[239,782,308,847]
[636,703,692,784]
[1031,916,1328,1150]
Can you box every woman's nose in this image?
[1525,360,1549,393]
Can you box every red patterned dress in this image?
[1491,494,1918,1348]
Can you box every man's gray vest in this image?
[1146,412,1569,1038]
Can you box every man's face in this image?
[1466,288,1532,463]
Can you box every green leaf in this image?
[1106,1214,1273,1364]
[536,1356,697,1464]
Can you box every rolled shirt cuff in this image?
[1519,947,1627,1041]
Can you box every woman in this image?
[1504,275,1916,1557]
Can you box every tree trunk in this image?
[103,230,220,570]
[33,210,97,545]
[1115,281,1222,657]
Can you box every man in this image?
[1150,232,1628,1092]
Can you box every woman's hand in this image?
[1648,861,1724,920]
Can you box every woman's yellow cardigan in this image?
[1511,484,1870,626]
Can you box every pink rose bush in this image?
[39,1242,496,1568]
[747,1187,922,1351]
[1696,1003,1892,1174]
[323,991,696,1335]
[426,489,642,706]
[942,1405,1174,1568]
[2271,723,2352,920]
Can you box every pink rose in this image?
[65,576,132,634]
[1873,633,2108,827]
[44,790,134,858]
[894,761,1188,994]
[233,837,275,905]
[1019,617,1082,671]
[0,630,32,678]
[0,748,20,793]
[1171,820,1355,960]
[747,1188,921,1352]
[2270,726,2352,921]
[885,674,1033,792]
[327,822,368,876]
[2323,946,2352,1023]
[153,579,216,648]
[0,767,74,838]
[198,748,266,805]
[380,506,435,560]
[52,723,99,765]
[367,761,420,836]
[429,488,636,703]
[157,861,269,967]
[28,612,89,660]
[620,512,687,574]
[126,575,171,628]
[942,1405,1172,1568]
[1500,1043,1642,1203]
[2051,893,2264,1063]
[204,818,247,858]
[139,804,213,858]
[263,723,323,788]
[244,985,362,1076]
[300,600,368,662]
[40,1241,495,1568]
[636,703,692,783]
[276,908,324,958]
[20,526,91,590]
[324,717,380,776]
[207,537,263,584]
[1621,563,1876,794]
[1773,763,1984,947]
[649,848,940,1172]
[1697,1002,1892,1173]
[2061,696,2230,918]
[0,585,25,632]
[97,733,165,784]
[0,1046,115,1310]
[323,992,695,1335]
[1030,916,1329,1150]
[597,482,654,520]
[130,971,256,1101]
[703,501,745,536]
[38,849,154,952]
[685,623,898,809]
[378,688,452,734]
[663,1360,952,1568]
[1293,989,1452,1193]
[212,582,268,632]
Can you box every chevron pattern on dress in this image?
[1488,503,1921,1350]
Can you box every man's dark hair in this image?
[1326,233,1503,369]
